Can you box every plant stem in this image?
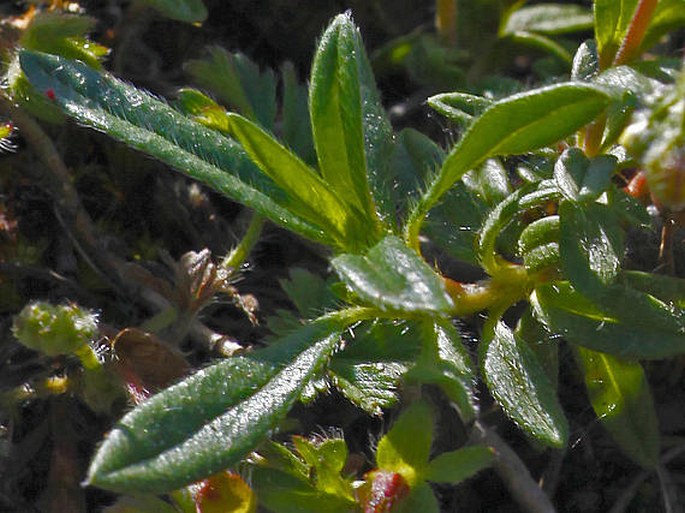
[612,0,659,67]
[472,421,558,513]
[435,0,458,47]
[222,213,265,270]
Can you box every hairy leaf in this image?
[87,316,345,493]
[332,236,453,314]
[482,322,568,447]
[227,113,364,249]
[310,12,392,226]
[19,51,332,246]
[428,82,609,205]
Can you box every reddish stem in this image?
[612,0,659,67]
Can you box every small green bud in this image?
[12,301,98,356]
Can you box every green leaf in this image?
[396,483,440,513]
[137,0,207,24]
[532,281,685,359]
[332,236,453,314]
[515,307,559,388]
[619,271,685,308]
[174,88,230,133]
[593,0,638,68]
[640,0,685,53]
[424,183,490,266]
[86,315,346,494]
[572,40,599,81]
[19,51,332,246]
[376,401,433,485]
[251,467,355,513]
[424,446,494,484]
[309,12,391,226]
[463,158,512,207]
[291,437,352,498]
[390,129,445,220]
[505,31,573,64]
[185,47,276,129]
[427,92,492,128]
[559,201,623,297]
[501,4,593,35]
[329,320,419,415]
[573,347,659,468]
[19,12,108,69]
[405,319,477,422]
[428,82,609,205]
[226,113,365,249]
[482,322,568,447]
[281,62,316,165]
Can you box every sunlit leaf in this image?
[87,316,346,494]
[482,321,568,447]
[19,50,333,246]
[332,236,453,314]
[501,4,593,35]
[574,347,659,468]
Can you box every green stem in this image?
[222,213,265,270]
[612,0,659,67]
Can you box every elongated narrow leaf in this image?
[573,347,659,468]
[427,92,492,127]
[532,282,685,359]
[19,51,333,246]
[139,0,207,23]
[310,12,392,225]
[281,62,316,165]
[87,316,345,494]
[425,446,493,484]
[594,0,638,68]
[332,236,453,314]
[226,113,362,248]
[429,83,609,203]
[482,322,568,447]
[502,4,593,35]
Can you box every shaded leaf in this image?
[424,446,493,484]
[573,347,659,468]
[87,316,345,494]
[185,47,276,128]
[559,201,623,297]
[405,319,477,422]
[427,92,492,128]
[138,0,207,23]
[482,322,568,447]
[532,281,685,359]
[281,62,316,165]
[332,236,453,314]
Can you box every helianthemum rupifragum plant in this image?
[6,0,685,511]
